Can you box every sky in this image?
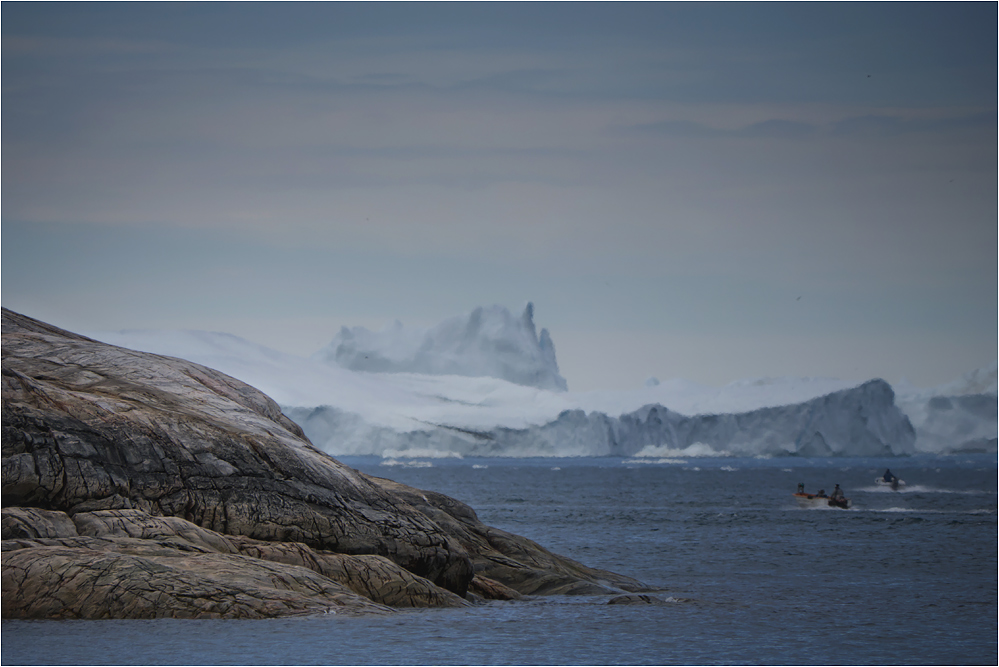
[2,2,996,392]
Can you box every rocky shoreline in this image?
[1,308,650,619]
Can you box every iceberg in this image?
[82,305,994,458]
[289,379,916,458]
[312,302,568,392]
[894,363,998,454]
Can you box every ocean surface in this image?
[3,454,996,666]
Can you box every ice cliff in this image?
[312,303,568,392]
[81,306,995,458]
[894,363,998,454]
[286,379,917,458]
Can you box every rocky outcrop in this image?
[1,308,649,619]
[3,540,395,619]
[370,477,645,595]
[2,506,465,617]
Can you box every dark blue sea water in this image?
[3,455,996,665]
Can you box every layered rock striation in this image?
[1,308,646,619]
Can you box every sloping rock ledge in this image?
[1,308,649,619]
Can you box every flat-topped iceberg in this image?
[287,379,916,458]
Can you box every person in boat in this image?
[883,469,895,483]
[797,483,805,494]
[830,484,844,500]
[816,489,827,498]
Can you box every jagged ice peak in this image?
[312,302,569,392]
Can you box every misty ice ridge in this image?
[84,303,997,459]
[312,302,567,392]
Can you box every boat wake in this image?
[859,485,994,495]
[865,507,996,514]
[788,503,857,511]
[623,458,688,465]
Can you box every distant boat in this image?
[876,476,905,490]
[794,486,851,509]
[876,471,905,490]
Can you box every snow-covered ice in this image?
[284,378,915,458]
[312,302,567,392]
[83,304,996,459]
[893,363,998,454]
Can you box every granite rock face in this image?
[3,540,395,619]
[2,507,464,617]
[1,308,648,619]
[371,476,644,595]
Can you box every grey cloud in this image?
[1,34,177,57]
[453,68,574,94]
[616,111,994,141]
[616,119,725,138]
[350,72,414,84]
[611,118,819,140]
[736,119,818,138]
[3,2,995,390]
[831,112,997,138]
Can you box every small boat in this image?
[876,471,905,490]
[793,491,851,509]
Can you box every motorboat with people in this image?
[794,483,851,509]
[875,469,905,491]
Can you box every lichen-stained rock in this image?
[71,508,240,554]
[1,544,394,619]
[2,507,79,540]
[368,476,650,595]
[468,575,523,601]
[1,506,469,612]
[1,308,653,619]
[1,308,473,595]
[229,536,469,608]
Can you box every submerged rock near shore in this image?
[1,308,647,619]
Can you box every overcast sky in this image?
[3,3,996,391]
